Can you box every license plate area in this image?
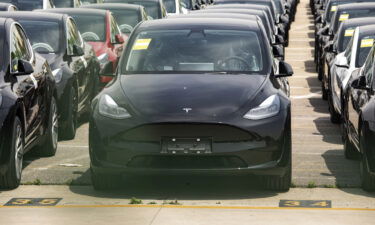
[161,137,212,154]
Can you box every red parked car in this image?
[40,8,126,86]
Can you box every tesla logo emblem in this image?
[182,108,192,113]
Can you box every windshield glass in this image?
[18,20,61,54]
[163,0,176,13]
[53,0,74,7]
[71,15,106,42]
[332,8,375,34]
[111,9,141,34]
[123,29,265,74]
[356,34,375,67]
[128,1,160,19]
[1,0,44,10]
[337,26,355,52]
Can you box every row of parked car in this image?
[313,0,375,191]
[0,0,214,189]
[0,0,298,191]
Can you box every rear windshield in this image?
[19,20,61,53]
[111,9,141,34]
[123,29,267,74]
[71,15,106,42]
[128,1,160,19]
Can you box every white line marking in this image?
[291,93,321,99]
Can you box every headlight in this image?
[97,53,109,68]
[98,94,131,119]
[243,94,280,120]
[52,68,63,83]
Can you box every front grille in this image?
[127,155,248,169]
[116,123,257,142]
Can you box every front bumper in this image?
[89,108,291,177]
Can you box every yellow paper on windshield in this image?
[339,14,349,21]
[361,39,374,48]
[132,38,152,50]
[331,6,337,12]
[344,29,354,37]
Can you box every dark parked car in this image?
[89,18,293,191]
[0,0,54,10]
[0,18,57,189]
[0,2,17,10]
[40,8,125,87]
[104,0,167,19]
[0,12,100,140]
[81,3,148,35]
[342,42,375,191]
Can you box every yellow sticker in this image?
[331,6,337,12]
[361,39,374,48]
[339,14,349,21]
[344,29,354,37]
[132,38,152,50]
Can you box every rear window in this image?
[111,9,141,34]
[71,15,106,42]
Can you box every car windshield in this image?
[128,1,160,19]
[337,26,355,52]
[163,0,176,13]
[0,0,44,10]
[18,20,61,54]
[53,0,74,7]
[123,29,265,74]
[71,15,106,42]
[356,34,375,67]
[332,8,375,34]
[110,9,141,34]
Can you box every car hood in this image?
[119,74,266,119]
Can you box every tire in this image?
[60,87,78,140]
[360,132,375,191]
[328,91,341,123]
[91,168,121,190]
[0,117,23,189]
[263,128,292,192]
[343,130,358,160]
[36,97,58,157]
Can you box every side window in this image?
[363,48,374,84]
[344,35,354,64]
[66,18,83,54]
[10,24,32,73]
[110,14,121,43]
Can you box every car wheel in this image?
[321,81,328,100]
[343,129,358,160]
[0,117,23,189]
[360,130,375,191]
[61,87,78,140]
[263,128,291,192]
[328,91,340,123]
[36,97,58,157]
[91,168,121,190]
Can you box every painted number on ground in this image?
[279,200,331,208]
[4,198,62,206]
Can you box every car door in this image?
[66,17,89,111]
[348,48,375,142]
[9,24,44,144]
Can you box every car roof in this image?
[341,17,375,28]
[82,3,143,10]
[0,11,65,22]
[39,8,107,16]
[168,13,259,20]
[337,2,375,10]
[358,24,375,35]
[136,18,260,31]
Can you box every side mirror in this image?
[275,34,285,45]
[72,44,84,56]
[275,61,293,78]
[323,42,333,53]
[115,34,125,44]
[315,15,322,23]
[351,76,367,89]
[318,26,329,36]
[277,26,286,36]
[13,59,34,75]
[272,45,284,59]
[193,4,200,10]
